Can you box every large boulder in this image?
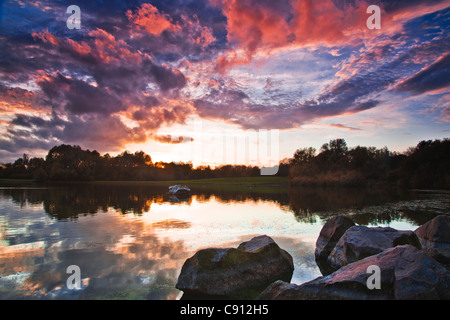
[327,225,421,271]
[258,245,450,300]
[176,235,294,299]
[415,215,450,265]
[314,215,355,275]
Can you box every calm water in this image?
[0,182,449,299]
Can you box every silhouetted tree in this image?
[291,147,316,165]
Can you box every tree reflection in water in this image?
[1,183,447,224]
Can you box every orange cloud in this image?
[65,38,91,56]
[0,84,48,116]
[126,3,180,36]
[33,29,143,65]
[88,28,143,65]
[32,29,59,45]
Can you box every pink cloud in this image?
[328,123,362,131]
[211,0,374,72]
[212,0,450,74]
[292,0,368,46]
[126,3,180,36]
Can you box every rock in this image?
[176,235,294,299]
[415,215,450,265]
[327,225,421,271]
[314,215,355,275]
[258,245,450,300]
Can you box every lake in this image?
[0,181,449,299]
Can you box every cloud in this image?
[9,26,191,151]
[193,14,449,131]
[372,0,448,13]
[0,112,65,153]
[0,0,449,161]
[395,54,450,95]
[423,94,450,123]
[36,72,125,115]
[193,83,379,130]
[0,84,47,114]
[213,0,371,72]
[150,134,194,144]
[124,2,219,63]
[328,123,362,131]
[441,107,450,122]
[0,111,147,154]
[148,63,187,91]
[126,3,180,36]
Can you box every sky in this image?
[0,0,449,167]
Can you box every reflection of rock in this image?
[176,235,294,299]
[327,225,421,271]
[168,194,191,203]
[415,215,450,265]
[258,245,450,300]
[314,215,355,275]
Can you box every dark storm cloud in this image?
[396,54,450,95]
[0,135,57,153]
[11,113,65,129]
[148,63,187,91]
[1,111,147,154]
[37,73,124,115]
[0,112,66,153]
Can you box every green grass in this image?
[93,176,288,194]
[0,176,289,194]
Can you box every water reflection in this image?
[0,206,191,299]
[0,183,449,300]
[287,187,449,226]
[2,184,448,225]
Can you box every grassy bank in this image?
[0,176,289,194]
[92,176,289,193]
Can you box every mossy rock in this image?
[176,235,294,299]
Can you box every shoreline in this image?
[3,177,450,193]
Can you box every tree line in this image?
[0,138,449,189]
[0,144,260,181]
[287,138,450,189]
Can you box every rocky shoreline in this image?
[176,215,450,300]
